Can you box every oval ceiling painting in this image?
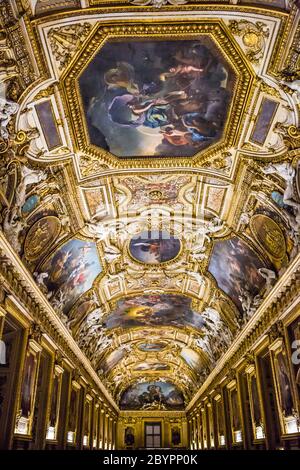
[120,381,185,410]
[79,38,235,158]
[129,230,181,264]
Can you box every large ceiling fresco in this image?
[1,0,300,411]
[79,38,235,158]
[208,237,267,314]
[63,19,252,168]
[36,238,102,315]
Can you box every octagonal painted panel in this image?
[79,38,236,158]
[63,22,253,167]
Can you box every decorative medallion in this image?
[250,214,286,260]
[129,230,181,264]
[24,216,61,261]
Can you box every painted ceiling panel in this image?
[79,37,236,158]
[208,237,267,314]
[1,0,299,410]
[103,295,205,330]
[37,238,102,315]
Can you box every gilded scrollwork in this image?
[228,20,270,65]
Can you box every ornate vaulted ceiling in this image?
[1,0,300,411]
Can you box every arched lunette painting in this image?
[120,381,185,410]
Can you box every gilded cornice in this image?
[119,410,186,419]
[30,3,290,26]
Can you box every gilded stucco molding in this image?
[0,1,36,88]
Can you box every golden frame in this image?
[249,96,279,147]
[269,339,300,436]
[245,364,266,442]
[14,339,42,438]
[61,20,254,169]
[227,381,243,446]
